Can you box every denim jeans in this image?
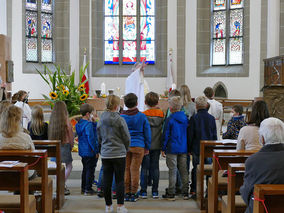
[140,150,160,193]
[81,156,98,191]
[98,165,116,192]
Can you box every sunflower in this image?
[63,90,69,96]
[79,94,88,101]
[78,84,85,91]
[60,84,65,90]
[49,91,58,100]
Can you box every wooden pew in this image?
[253,184,284,213]
[197,140,237,210]
[33,140,65,210]
[0,150,52,213]
[208,150,257,213]
[0,162,36,213]
[221,163,246,213]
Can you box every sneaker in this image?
[84,188,96,196]
[112,191,117,199]
[162,193,175,201]
[183,193,189,200]
[117,205,128,213]
[130,193,139,202]
[105,205,114,213]
[64,186,70,196]
[124,193,131,201]
[139,191,147,199]
[152,192,159,199]
[189,192,196,200]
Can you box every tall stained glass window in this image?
[25,0,54,63]
[104,0,155,65]
[211,0,244,65]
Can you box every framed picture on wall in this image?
[6,60,14,83]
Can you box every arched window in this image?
[211,0,244,66]
[25,0,54,63]
[104,0,155,65]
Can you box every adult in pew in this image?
[13,90,31,129]
[28,105,48,140]
[188,96,217,198]
[236,100,269,151]
[49,101,74,195]
[240,117,284,213]
[222,104,246,139]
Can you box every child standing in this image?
[121,93,151,202]
[76,104,99,195]
[162,96,189,201]
[139,92,164,199]
[97,95,130,213]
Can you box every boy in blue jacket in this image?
[76,103,99,196]
[121,93,151,202]
[162,96,189,201]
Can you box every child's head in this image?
[203,87,214,99]
[15,90,28,102]
[179,85,192,106]
[168,89,181,99]
[232,104,243,116]
[80,103,94,117]
[195,96,208,110]
[124,93,138,109]
[0,100,11,117]
[0,105,22,137]
[168,96,182,113]
[145,92,159,108]
[30,105,45,136]
[106,95,121,111]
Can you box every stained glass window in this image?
[104,0,155,65]
[25,0,54,63]
[211,0,244,65]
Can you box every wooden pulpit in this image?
[263,56,284,121]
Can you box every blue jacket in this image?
[162,111,189,154]
[121,109,151,150]
[188,109,217,155]
[76,119,99,157]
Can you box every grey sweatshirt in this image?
[97,111,130,158]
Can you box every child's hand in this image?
[161,151,166,158]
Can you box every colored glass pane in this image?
[123,16,137,40]
[26,38,38,62]
[105,0,119,16]
[213,11,226,39]
[26,11,37,37]
[26,0,37,11]
[230,0,243,9]
[41,14,52,38]
[230,9,243,37]
[140,40,155,64]
[123,0,136,16]
[104,41,119,64]
[41,0,52,13]
[41,39,53,62]
[140,0,155,16]
[229,38,242,64]
[140,16,155,40]
[212,39,226,65]
[105,17,119,41]
[213,0,226,11]
[123,41,137,64]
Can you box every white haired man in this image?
[240,117,284,213]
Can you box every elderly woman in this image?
[236,100,269,151]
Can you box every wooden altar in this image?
[263,56,284,121]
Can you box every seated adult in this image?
[222,104,246,139]
[236,100,269,150]
[240,117,284,213]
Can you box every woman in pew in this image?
[28,105,48,140]
[236,100,269,151]
[48,101,74,195]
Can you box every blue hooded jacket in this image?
[76,119,99,157]
[162,111,189,154]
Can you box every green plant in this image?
[36,64,89,116]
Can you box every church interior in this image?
[0,0,284,212]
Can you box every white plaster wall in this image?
[267,0,280,57]
[0,0,7,35]
[185,0,262,99]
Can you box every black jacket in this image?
[240,143,284,213]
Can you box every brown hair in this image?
[0,100,11,117]
[169,96,182,112]
[30,105,45,136]
[145,92,159,107]
[0,105,22,137]
[80,104,94,116]
[168,89,181,98]
[106,95,120,110]
[248,100,269,127]
[232,104,243,115]
[48,101,68,141]
[12,90,28,103]
[203,87,214,99]
[124,93,137,108]
[180,85,192,106]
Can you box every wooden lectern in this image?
[263,56,284,121]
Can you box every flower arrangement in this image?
[36,64,89,116]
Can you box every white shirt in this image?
[14,101,32,129]
[208,99,223,140]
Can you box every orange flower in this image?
[79,94,88,101]
[49,91,58,100]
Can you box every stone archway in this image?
[213,82,228,98]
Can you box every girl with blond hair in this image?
[179,85,196,119]
[28,105,48,140]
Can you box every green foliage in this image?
[36,64,89,116]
